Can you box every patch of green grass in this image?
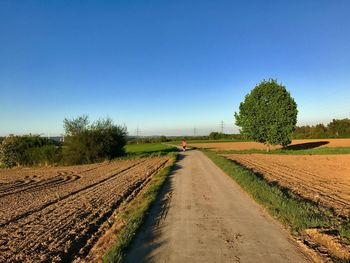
[125,143,177,156]
[103,153,177,263]
[218,146,350,155]
[339,222,350,240]
[203,150,349,239]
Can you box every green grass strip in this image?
[203,150,350,239]
[103,153,177,263]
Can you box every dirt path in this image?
[124,150,310,263]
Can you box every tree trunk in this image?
[266,143,270,152]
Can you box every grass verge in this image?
[102,153,177,263]
[202,150,350,243]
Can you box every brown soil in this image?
[302,229,350,261]
[193,138,350,151]
[224,154,350,217]
[0,157,169,262]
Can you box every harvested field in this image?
[193,138,350,151]
[225,154,350,217]
[0,157,169,262]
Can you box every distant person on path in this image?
[182,139,187,152]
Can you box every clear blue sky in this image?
[0,0,349,136]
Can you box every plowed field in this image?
[193,138,350,151]
[225,154,350,217]
[0,157,169,262]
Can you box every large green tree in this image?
[234,79,298,151]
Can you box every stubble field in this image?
[0,156,169,262]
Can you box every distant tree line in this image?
[208,132,245,140]
[127,135,170,144]
[293,118,350,139]
[0,116,127,168]
[127,133,245,144]
[2,115,349,168]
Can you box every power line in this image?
[135,127,141,144]
[135,127,140,137]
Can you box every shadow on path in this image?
[123,153,186,263]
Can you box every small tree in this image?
[234,79,298,151]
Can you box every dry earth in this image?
[192,138,350,151]
[224,154,350,217]
[0,157,169,262]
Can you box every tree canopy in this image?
[234,79,298,151]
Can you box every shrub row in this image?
[0,116,127,168]
[0,135,58,167]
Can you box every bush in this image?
[0,136,18,168]
[0,135,58,168]
[24,145,60,165]
[62,116,127,165]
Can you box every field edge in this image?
[99,152,177,263]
